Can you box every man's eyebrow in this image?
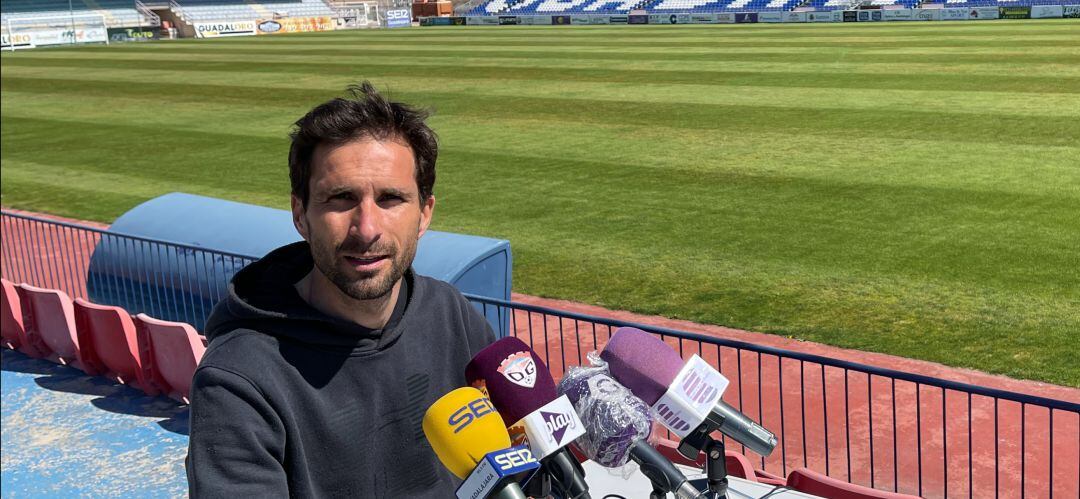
[380,187,412,199]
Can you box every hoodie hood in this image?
[204,241,410,352]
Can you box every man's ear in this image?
[417,195,435,239]
[292,195,309,241]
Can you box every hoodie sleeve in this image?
[187,365,288,498]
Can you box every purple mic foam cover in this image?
[557,368,652,468]
[599,327,684,406]
[465,337,557,425]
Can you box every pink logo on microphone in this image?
[497,351,537,388]
[655,403,691,433]
[679,367,720,405]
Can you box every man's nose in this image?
[350,199,382,244]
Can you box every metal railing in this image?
[2,209,1078,498]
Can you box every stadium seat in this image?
[1,278,27,350]
[135,314,207,404]
[786,468,921,499]
[74,299,161,396]
[18,283,94,372]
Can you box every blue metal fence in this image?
[2,209,1078,498]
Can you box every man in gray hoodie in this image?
[186,82,496,498]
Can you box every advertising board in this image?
[1066,5,1080,18]
[843,11,857,22]
[609,15,628,23]
[914,8,940,20]
[856,10,883,21]
[967,7,999,19]
[552,15,572,24]
[649,13,690,24]
[628,14,649,24]
[883,9,914,20]
[690,13,717,23]
[570,15,590,24]
[452,16,467,25]
[1,32,34,49]
[517,15,550,25]
[781,11,807,22]
[1030,5,1063,18]
[195,21,256,37]
[806,11,834,22]
[469,16,500,25]
[108,27,160,42]
[715,12,736,23]
[499,15,520,25]
[939,8,967,20]
[735,13,758,23]
[758,12,783,22]
[999,6,1031,18]
[386,10,412,27]
[589,15,610,24]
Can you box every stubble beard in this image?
[311,234,418,301]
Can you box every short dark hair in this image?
[289,82,437,208]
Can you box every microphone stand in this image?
[677,420,729,499]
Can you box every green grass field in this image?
[1,21,1078,386]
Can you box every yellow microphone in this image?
[423,387,540,499]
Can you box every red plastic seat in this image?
[723,450,758,481]
[2,278,28,350]
[18,283,93,371]
[74,299,160,396]
[786,468,921,499]
[136,314,207,404]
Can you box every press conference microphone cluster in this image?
[423,387,540,499]
[466,337,591,499]
[558,368,704,499]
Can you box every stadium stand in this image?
[135,314,207,404]
[171,0,334,22]
[0,0,159,27]
[74,298,161,396]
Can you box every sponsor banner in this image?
[552,15,572,25]
[758,12,783,22]
[843,10,857,22]
[451,16,467,25]
[13,27,109,46]
[589,15,610,24]
[107,27,160,42]
[781,11,807,22]
[1065,5,1080,18]
[570,15,590,25]
[1030,5,1063,18]
[999,6,1031,19]
[628,14,649,24]
[806,11,834,22]
[499,15,520,25]
[386,10,412,28]
[469,16,500,25]
[649,13,689,24]
[609,15,629,24]
[883,9,914,21]
[524,15,552,25]
[735,12,758,23]
[857,10,884,21]
[1,32,34,49]
[968,7,999,19]
[939,8,967,20]
[914,8,940,20]
[690,13,717,23]
[195,21,256,37]
[716,12,736,23]
[833,10,844,21]
[256,16,334,34]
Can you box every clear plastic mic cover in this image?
[557,358,653,468]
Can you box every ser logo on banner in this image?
[387,9,412,28]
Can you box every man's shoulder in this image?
[198,328,282,375]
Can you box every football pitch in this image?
[1,20,1078,386]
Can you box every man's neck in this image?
[294,270,401,330]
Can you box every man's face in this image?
[292,137,434,301]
